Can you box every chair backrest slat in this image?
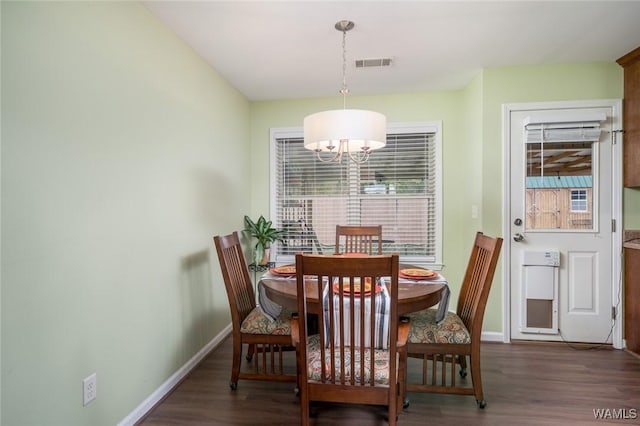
[335,225,383,255]
[456,232,503,336]
[214,232,256,328]
[295,253,399,388]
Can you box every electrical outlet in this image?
[83,373,97,406]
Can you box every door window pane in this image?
[525,142,594,230]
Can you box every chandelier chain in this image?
[341,28,348,109]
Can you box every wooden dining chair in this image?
[334,225,383,255]
[405,232,502,408]
[291,253,409,426]
[214,231,297,389]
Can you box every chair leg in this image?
[470,354,485,408]
[300,393,310,426]
[398,349,409,411]
[388,396,397,426]
[396,381,408,412]
[230,338,242,390]
[459,354,468,378]
[246,343,255,362]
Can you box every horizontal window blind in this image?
[524,113,606,143]
[272,126,439,265]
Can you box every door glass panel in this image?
[525,142,594,230]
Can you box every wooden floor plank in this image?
[138,336,640,425]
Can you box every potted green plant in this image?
[244,215,285,265]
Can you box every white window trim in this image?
[269,121,443,269]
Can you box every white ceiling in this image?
[144,1,640,102]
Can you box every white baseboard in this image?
[481,331,504,342]
[118,323,232,426]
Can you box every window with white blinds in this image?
[270,123,442,266]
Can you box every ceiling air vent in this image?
[355,58,393,68]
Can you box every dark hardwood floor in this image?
[138,336,640,425]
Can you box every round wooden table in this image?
[260,275,445,316]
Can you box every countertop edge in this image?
[624,230,640,249]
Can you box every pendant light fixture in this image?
[303,20,386,163]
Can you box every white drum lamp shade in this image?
[304,109,387,153]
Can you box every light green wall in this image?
[459,70,485,258]
[479,62,625,331]
[2,2,636,425]
[1,2,250,425]
[251,90,483,306]
[250,62,631,334]
[625,188,640,228]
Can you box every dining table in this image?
[258,263,449,319]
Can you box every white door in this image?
[505,100,622,344]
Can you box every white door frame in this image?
[501,99,623,349]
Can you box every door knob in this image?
[513,233,525,242]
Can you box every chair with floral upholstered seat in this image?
[405,232,502,408]
[291,253,409,425]
[214,231,296,389]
